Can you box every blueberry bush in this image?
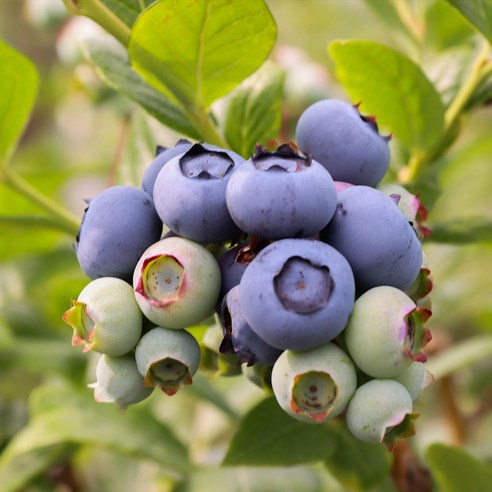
[1,1,492,491]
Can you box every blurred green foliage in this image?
[0,0,491,491]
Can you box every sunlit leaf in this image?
[129,0,277,109]
[426,444,492,492]
[446,0,492,42]
[224,62,285,157]
[329,40,445,151]
[0,40,39,164]
[82,39,200,139]
[222,396,337,466]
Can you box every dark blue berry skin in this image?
[141,139,193,198]
[153,143,245,243]
[217,242,249,305]
[226,144,337,240]
[320,185,423,292]
[239,238,355,351]
[220,286,283,366]
[76,185,162,282]
[295,99,390,187]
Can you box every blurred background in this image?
[0,1,491,491]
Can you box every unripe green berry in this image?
[392,361,433,402]
[345,286,431,378]
[89,354,154,410]
[133,237,221,328]
[135,327,201,395]
[346,379,413,445]
[271,342,357,424]
[63,277,142,356]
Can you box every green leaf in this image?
[0,444,77,492]
[99,0,155,27]
[324,421,392,490]
[427,216,492,243]
[446,0,492,42]
[224,62,285,157]
[82,39,200,139]
[222,396,337,466]
[1,382,190,477]
[426,444,492,492]
[329,40,445,151]
[128,0,277,110]
[0,39,39,164]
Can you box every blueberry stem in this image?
[426,335,492,380]
[444,41,492,132]
[401,42,492,184]
[0,166,80,236]
[62,0,131,46]
[188,108,229,149]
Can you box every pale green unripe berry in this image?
[133,237,221,328]
[346,379,413,445]
[89,354,154,410]
[345,286,431,378]
[271,342,357,424]
[135,327,201,395]
[392,361,433,402]
[63,277,142,356]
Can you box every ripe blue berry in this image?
[320,185,423,292]
[153,142,245,243]
[271,342,357,423]
[76,185,162,282]
[220,285,282,366]
[378,183,431,239]
[239,238,355,350]
[226,144,337,239]
[141,139,193,198]
[295,99,390,186]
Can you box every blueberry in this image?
[217,240,268,307]
[378,183,431,239]
[141,139,193,198]
[76,185,162,282]
[225,144,337,239]
[346,379,414,445]
[135,326,201,395]
[392,361,434,402]
[344,286,432,378]
[89,354,154,410]
[153,142,245,243]
[320,185,423,292]
[271,342,357,423]
[133,236,221,328]
[239,238,355,350]
[295,99,390,186]
[62,277,142,356]
[217,242,249,304]
[219,285,283,366]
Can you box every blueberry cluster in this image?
[63,99,433,446]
